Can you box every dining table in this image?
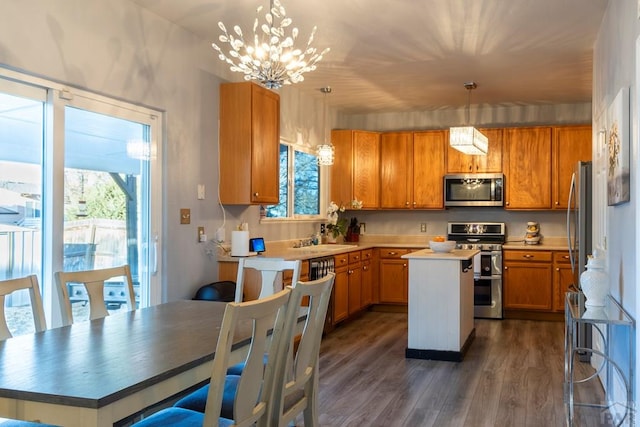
[0,300,265,427]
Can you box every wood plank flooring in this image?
[305,311,608,427]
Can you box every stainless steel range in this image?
[448,222,506,319]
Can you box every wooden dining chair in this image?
[55,265,135,326]
[269,272,335,427]
[234,257,301,303]
[0,275,47,340]
[132,288,293,427]
[173,272,335,427]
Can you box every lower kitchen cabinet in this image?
[332,253,349,325]
[503,250,553,311]
[552,251,575,312]
[361,249,374,306]
[378,248,410,304]
[348,251,362,315]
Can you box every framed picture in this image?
[607,87,630,206]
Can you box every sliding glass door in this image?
[0,72,162,333]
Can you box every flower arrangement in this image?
[326,199,363,240]
[326,201,347,238]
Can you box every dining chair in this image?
[132,288,293,427]
[173,272,335,427]
[55,265,135,326]
[269,272,335,427]
[234,257,301,303]
[0,275,47,340]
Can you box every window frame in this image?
[263,141,327,222]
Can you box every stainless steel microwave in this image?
[444,173,504,207]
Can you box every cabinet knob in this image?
[412,201,417,206]
[556,268,560,271]
[504,266,508,270]
[348,269,353,274]
[340,259,346,263]
[403,263,407,268]
[363,265,368,271]
[253,192,259,197]
[523,254,533,259]
[405,201,410,206]
[389,252,397,256]
[555,201,560,205]
[505,201,510,206]
[563,255,570,259]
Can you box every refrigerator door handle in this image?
[567,172,576,275]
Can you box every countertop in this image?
[402,249,479,260]
[217,234,569,263]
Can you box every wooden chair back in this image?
[55,265,135,326]
[234,257,301,302]
[203,288,292,427]
[269,272,335,427]
[0,275,47,340]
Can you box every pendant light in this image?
[316,86,334,166]
[449,82,488,156]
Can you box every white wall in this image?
[592,0,639,418]
[0,0,326,301]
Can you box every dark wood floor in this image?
[305,311,608,427]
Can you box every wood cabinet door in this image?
[250,84,280,204]
[380,132,412,208]
[552,125,592,209]
[379,259,408,303]
[361,261,373,307]
[503,262,553,310]
[447,128,503,173]
[503,127,553,209]
[348,264,362,315]
[332,267,349,324]
[330,130,353,207]
[413,130,446,209]
[552,251,575,311]
[353,131,380,208]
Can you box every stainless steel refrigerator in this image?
[566,160,592,360]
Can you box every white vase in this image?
[326,234,338,244]
[580,248,608,307]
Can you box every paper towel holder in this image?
[249,237,266,254]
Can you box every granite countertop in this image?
[502,236,569,251]
[218,235,570,262]
[401,248,479,260]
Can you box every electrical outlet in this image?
[360,223,366,234]
[198,226,205,242]
[420,223,427,233]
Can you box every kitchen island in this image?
[402,248,479,362]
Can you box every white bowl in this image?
[429,240,456,253]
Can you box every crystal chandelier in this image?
[212,0,330,89]
[449,82,488,156]
[316,86,334,166]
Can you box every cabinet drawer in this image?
[361,249,373,261]
[553,251,571,264]
[349,251,362,264]
[334,253,349,269]
[504,250,552,262]
[378,248,410,259]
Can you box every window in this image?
[265,143,322,219]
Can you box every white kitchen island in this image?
[402,248,479,362]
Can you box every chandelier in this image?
[212,0,330,89]
[316,87,334,166]
[449,82,488,156]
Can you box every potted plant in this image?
[326,201,347,243]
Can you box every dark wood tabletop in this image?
[0,300,250,409]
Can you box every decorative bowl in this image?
[429,240,456,253]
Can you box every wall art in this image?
[607,87,630,206]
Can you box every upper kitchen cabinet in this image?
[446,128,503,174]
[380,131,446,209]
[552,125,592,210]
[219,82,280,205]
[331,130,380,209]
[503,127,553,209]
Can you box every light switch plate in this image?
[180,208,191,224]
[197,184,205,200]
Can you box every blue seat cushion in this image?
[173,375,239,417]
[226,353,268,376]
[132,407,235,427]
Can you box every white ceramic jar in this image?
[580,248,608,307]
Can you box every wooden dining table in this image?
[0,300,258,427]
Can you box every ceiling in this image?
[130,0,608,115]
